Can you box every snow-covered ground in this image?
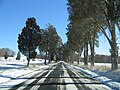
[0,58,48,84]
[72,63,120,90]
[75,62,120,82]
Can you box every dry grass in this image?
[74,62,120,72]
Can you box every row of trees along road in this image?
[38,24,62,64]
[17,17,62,66]
[67,0,120,70]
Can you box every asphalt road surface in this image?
[1,61,112,90]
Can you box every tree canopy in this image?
[17,17,41,66]
[67,0,120,70]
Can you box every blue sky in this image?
[0,0,68,52]
[0,0,118,55]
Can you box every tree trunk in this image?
[44,51,47,65]
[90,32,95,66]
[91,49,95,66]
[48,52,51,63]
[100,21,118,70]
[68,55,70,63]
[84,38,88,66]
[77,51,82,64]
[77,53,80,64]
[27,51,31,67]
[54,53,57,62]
[27,57,30,67]
[110,22,118,70]
[70,52,74,64]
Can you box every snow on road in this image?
[62,64,78,90]
[0,59,120,90]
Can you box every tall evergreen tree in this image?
[46,24,62,63]
[38,24,63,64]
[38,24,62,64]
[66,24,84,64]
[17,17,41,66]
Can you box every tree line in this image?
[17,1,120,70]
[66,0,120,70]
[17,17,62,66]
[0,48,15,59]
[93,54,120,63]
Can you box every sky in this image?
[0,0,68,52]
[0,0,119,55]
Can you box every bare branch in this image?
[100,26,112,45]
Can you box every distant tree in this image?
[38,29,49,65]
[4,51,8,59]
[16,51,21,60]
[46,24,62,63]
[62,43,72,63]
[0,48,15,57]
[17,17,41,66]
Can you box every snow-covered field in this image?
[0,59,120,89]
[0,58,49,84]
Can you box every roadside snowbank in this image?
[72,65,120,90]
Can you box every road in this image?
[1,61,112,90]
